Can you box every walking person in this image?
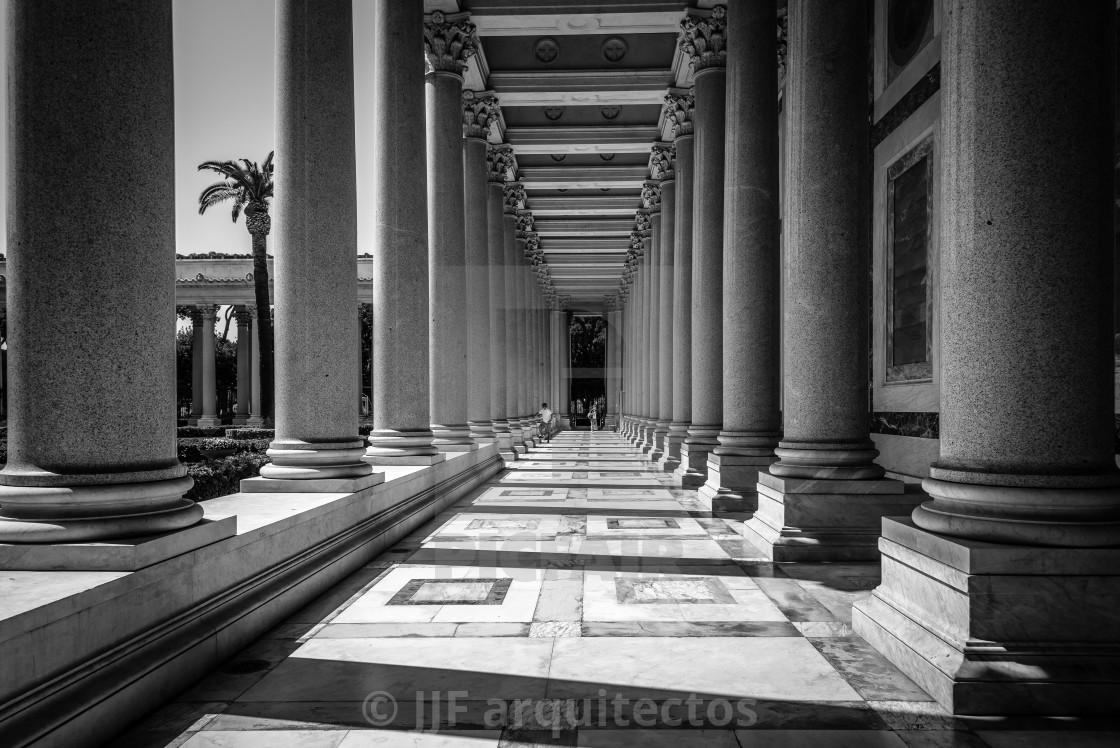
[588,401,599,432]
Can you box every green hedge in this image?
[177,426,227,438]
[185,452,271,501]
[178,437,271,463]
[225,428,275,440]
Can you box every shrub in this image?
[177,426,226,438]
[178,437,271,463]
[199,437,237,451]
[359,424,373,436]
[185,452,271,501]
[225,428,275,440]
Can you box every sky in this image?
[0,0,380,257]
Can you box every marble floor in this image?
[113,432,1120,748]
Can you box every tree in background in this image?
[176,316,238,422]
[197,152,275,423]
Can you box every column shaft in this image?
[366,0,440,464]
[503,211,524,450]
[685,64,726,477]
[247,312,263,428]
[744,0,913,561]
[190,309,204,423]
[700,0,782,509]
[234,308,251,425]
[486,173,513,454]
[670,134,695,479]
[464,135,493,439]
[855,1,1120,717]
[0,0,200,542]
[656,177,678,470]
[645,211,663,459]
[198,306,219,427]
[263,0,372,483]
[426,68,471,449]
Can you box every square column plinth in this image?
[853,517,1120,715]
[741,473,918,561]
[673,442,709,488]
[697,454,774,513]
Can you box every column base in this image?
[468,420,495,442]
[673,439,713,488]
[362,453,446,466]
[246,416,265,428]
[496,431,519,461]
[0,513,236,571]
[261,444,374,482]
[604,414,618,431]
[0,475,202,544]
[656,432,684,473]
[740,472,917,561]
[364,430,443,466]
[196,416,221,428]
[432,424,475,452]
[232,415,248,426]
[242,471,385,493]
[853,517,1120,715]
[697,453,775,513]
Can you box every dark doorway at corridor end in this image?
[569,314,605,430]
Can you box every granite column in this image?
[503,185,525,452]
[644,200,663,460]
[680,8,726,486]
[365,0,442,466]
[233,306,251,425]
[487,147,515,458]
[464,93,497,442]
[246,307,263,428]
[257,0,376,488]
[669,96,696,483]
[190,308,205,424]
[742,0,911,559]
[653,149,676,471]
[700,0,781,511]
[424,11,477,451]
[854,0,1120,715]
[0,0,202,543]
[197,305,220,428]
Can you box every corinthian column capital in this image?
[634,211,652,235]
[197,304,219,321]
[463,90,500,140]
[503,182,526,214]
[679,6,727,72]
[641,182,662,213]
[650,143,676,181]
[424,11,478,76]
[487,145,514,183]
[663,90,695,139]
[516,211,535,234]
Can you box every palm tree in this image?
[197,152,275,424]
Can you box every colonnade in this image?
[0,0,556,542]
[615,0,1120,713]
[186,304,263,428]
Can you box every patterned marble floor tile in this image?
[546,637,862,701]
[181,731,350,748]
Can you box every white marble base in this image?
[0,515,236,571]
[673,442,710,489]
[240,471,386,494]
[740,473,916,561]
[362,453,447,466]
[853,516,1120,715]
[697,454,774,512]
[435,442,479,453]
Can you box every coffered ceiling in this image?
[427,0,718,312]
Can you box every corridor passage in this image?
[116,434,1092,747]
